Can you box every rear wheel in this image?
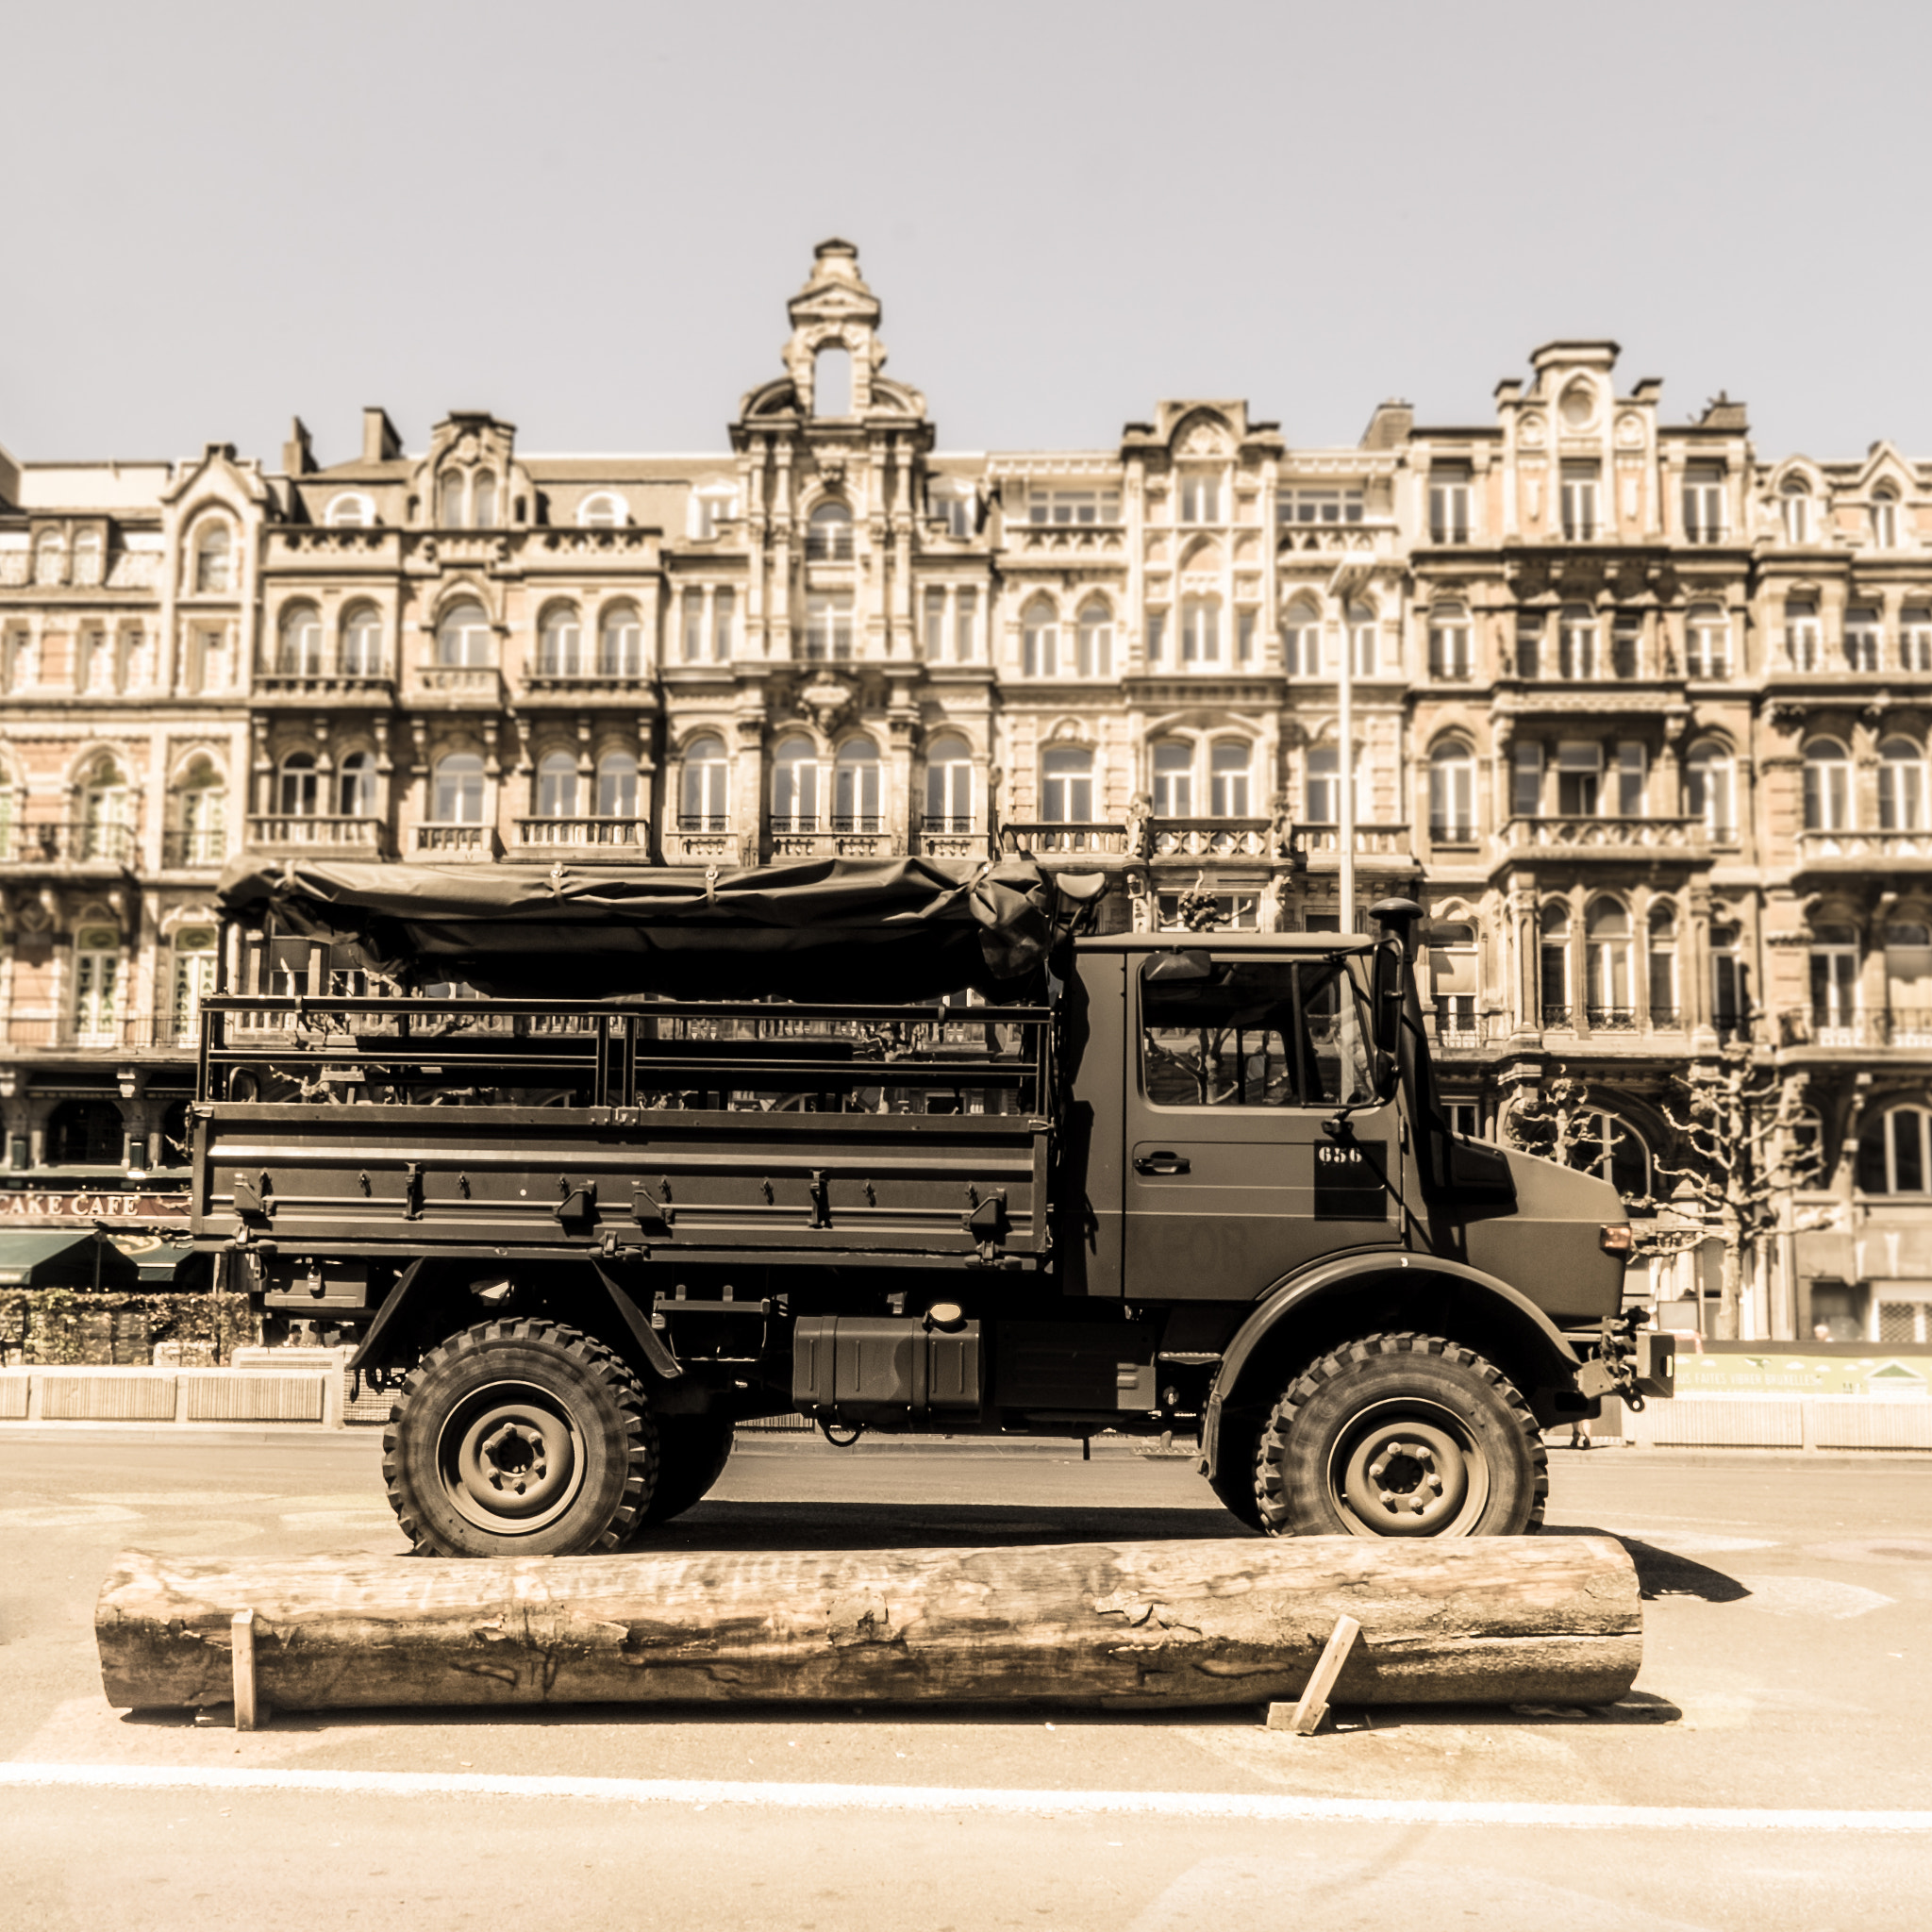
[384,1318,656,1557]
[631,1414,736,1530]
[1254,1332,1545,1539]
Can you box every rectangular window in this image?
[1616,741,1646,817]
[1283,616,1320,676]
[1305,748,1339,824]
[1145,610,1167,665]
[1276,488,1365,525]
[1682,464,1725,543]
[1179,476,1222,524]
[1428,619,1471,681]
[923,588,947,659]
[1687,612,1731,678]
[1514,612,1542,680]
[1236,610,1256,664]
[1844,611,1882,673]
[1901,612,1932,672]
[1444,1100,1481,1138]
[1558,613,1597,680]
[1428,471,1471,544]
[1512,742,1544,817]
[804,592,852,661]
[1028,488,1122,525]
[1611,614,1641,680]
[1787,603,1821,671]
[1557,741,1604,816]
[1181,600,1219,665]
[1560,462,1599,541]
[955,588,978,661]
[1140,957,1374,1108]
[682,600,705,663]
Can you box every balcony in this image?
[1585,1007,1638,1032]
[508,817,651,862]
[1003,522,1125,559]
[254,663,393,703]
[1781,1008,1932,1050]
[1295,824,1414,864]
[1794,828,1932,874]
[1497,816,1708,859]
[998,823,1129,857]
[410,662,505,706]
[1274,516,1397,558]
[245,815,387,855]
[0,822,136,869]
[412,823,502,861]
[662,821,749,867]
[161,830,226,869]
[768,816,891,860]
[911,817,992,861]
[4,1015,197,1052]
[1427,1008,1498,1050]
[1146,818,1272,859]
[519,667,656,704]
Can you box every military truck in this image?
[192,855,1672,1557]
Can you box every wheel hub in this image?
[1333,1409,1476,1537]
[478,1421,549,1494]
[1366,1441,1445,1514]
[438,1387,585,1534]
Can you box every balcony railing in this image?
[769,828,890,858]
[413,822,501,860]
[510,817,649,857]
[1586,1007,1638,1031]
[1428,1008,1493,1048]
[5,1016,198,1051]
[912,819,991,860]
[1794,828,1932,867]
[0,822,135,866]
[1500,816,1707,855]
[1782,1008,1932,1048]
[662,826,745,865]
[1146,818,1272,858]
[245,814,385,852]
[412,663,504,701]
[254,665,392,698]
[677,814,730,834]
[1295,824,1412,858]
[161,829,226,868]
[998,823,1129,856]
[1541,1004,1574,1029]
[1003,522,1124,558]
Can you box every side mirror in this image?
[1143,949,1212,985]
[1369,939,1404,1053]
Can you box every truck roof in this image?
[1078,930,1378,954]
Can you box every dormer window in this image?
[578,492,626,529]
[1682,463,1725,543]
[690,487,737,541]
[32,529,66,585]
[193,522,232,593]
[1872,485,1900,550]
[1559,463,1599,541]
[1027,488,1121,525]
[1780,475,1812,544]
[473,473,497,528]
[72,529,104,585]
[1276,488,1364,526]
[326,493,375,528]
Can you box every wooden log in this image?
[96,1535,1641,1716]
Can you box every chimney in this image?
[362,408,402,463]
[1359,400,1413,451]
[282,417,315,475]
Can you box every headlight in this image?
[1599,1224,1634,1256]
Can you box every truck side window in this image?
[1141,958,1373,1108]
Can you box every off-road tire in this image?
[1254,1332,1546,1539]
[384,1318,658,1557]
[629,1414,736,1531]
[1205,1416,1266,1533]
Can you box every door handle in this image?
[1134,1152,1191,1175]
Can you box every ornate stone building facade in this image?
[4,239,1930,1341]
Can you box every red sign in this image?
[0,1190,192,1224]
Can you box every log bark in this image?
[96,1535,1641,1715]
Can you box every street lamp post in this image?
[1326,559,1373,931]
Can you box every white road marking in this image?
[2,1762,1928,1834]
[1733,1575,1896,1620]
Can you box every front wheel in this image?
[384,1318,657,1557]
[1254,1332,1545,1539]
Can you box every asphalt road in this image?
[4,1432,1931,1930]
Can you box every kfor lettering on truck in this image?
[186,857,1673,1555]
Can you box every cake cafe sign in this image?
[1,1189,191,1224]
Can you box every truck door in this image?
[1122,948,1402,1300]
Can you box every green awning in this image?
[0,1231,142,1289]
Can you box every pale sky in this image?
[4,0,1924,469]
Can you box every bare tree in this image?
[1648,1046,1822,1340]
[1501,1066,1600,1168]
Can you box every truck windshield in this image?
[1141,957,1374,1108]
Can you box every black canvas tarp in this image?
[217,855,1066,1003]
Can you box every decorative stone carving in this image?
[796,673,855,734]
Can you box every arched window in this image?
[340,602,383,678]
[1540,903,1573,1025]
[806,500,853,562]
[1710,921,1748,1039]
[48,1094,124,1165]
[72,529,103,586]
[1570,1111,1651,1205]
[599,602,642,677]
[472,473,497,528]
[538,603,582,677]
[1210,741,1252,818]
[1346,601,1375,677]
[1858,1107,1932,1195]
[433,752,486,824]
[78,758,127,861]
[924,733,973,831]
[326,493,375,528]
[32,529,66,586]
[1586,899,1634,1027]
[1076,600,1113,679]
[337,749,375,818]
[277,751,319,817]
[193,522,232,593]
[1872,484,1899,551]
[1685,741,1736,841]
[1647,903,1679,1026]
[1686,604,1730,678]
[1786,595,1821,670]
[1041,745,1094,823]
[1429,741,1474,841]
[596,750,639,820]
[804,591,853,661]
[536,750,578,818]
[168,927,218,1048]
[437,600,492,667]
[1558,603,1597,680]
[276,603,322,676]
[813,343,853,418]
[1305,746,1340,824]
[1845,606,1882,672]
[1181,596,1221,666]
[1880,737,1927,831]
[176,758,226,866]
[1780,475,1812,545]
[1427,602,1471,681]
[439,472,465,527]
[1282,596,1321,677]
[1152,741,1193,816]
[577,492,625,528]
[833,737,881,831]
[1427,921,1478,1038]
[1803,738,1851,831]
[1023,597,1059,678]
[680,735,729,829]
[772,736,821,830]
